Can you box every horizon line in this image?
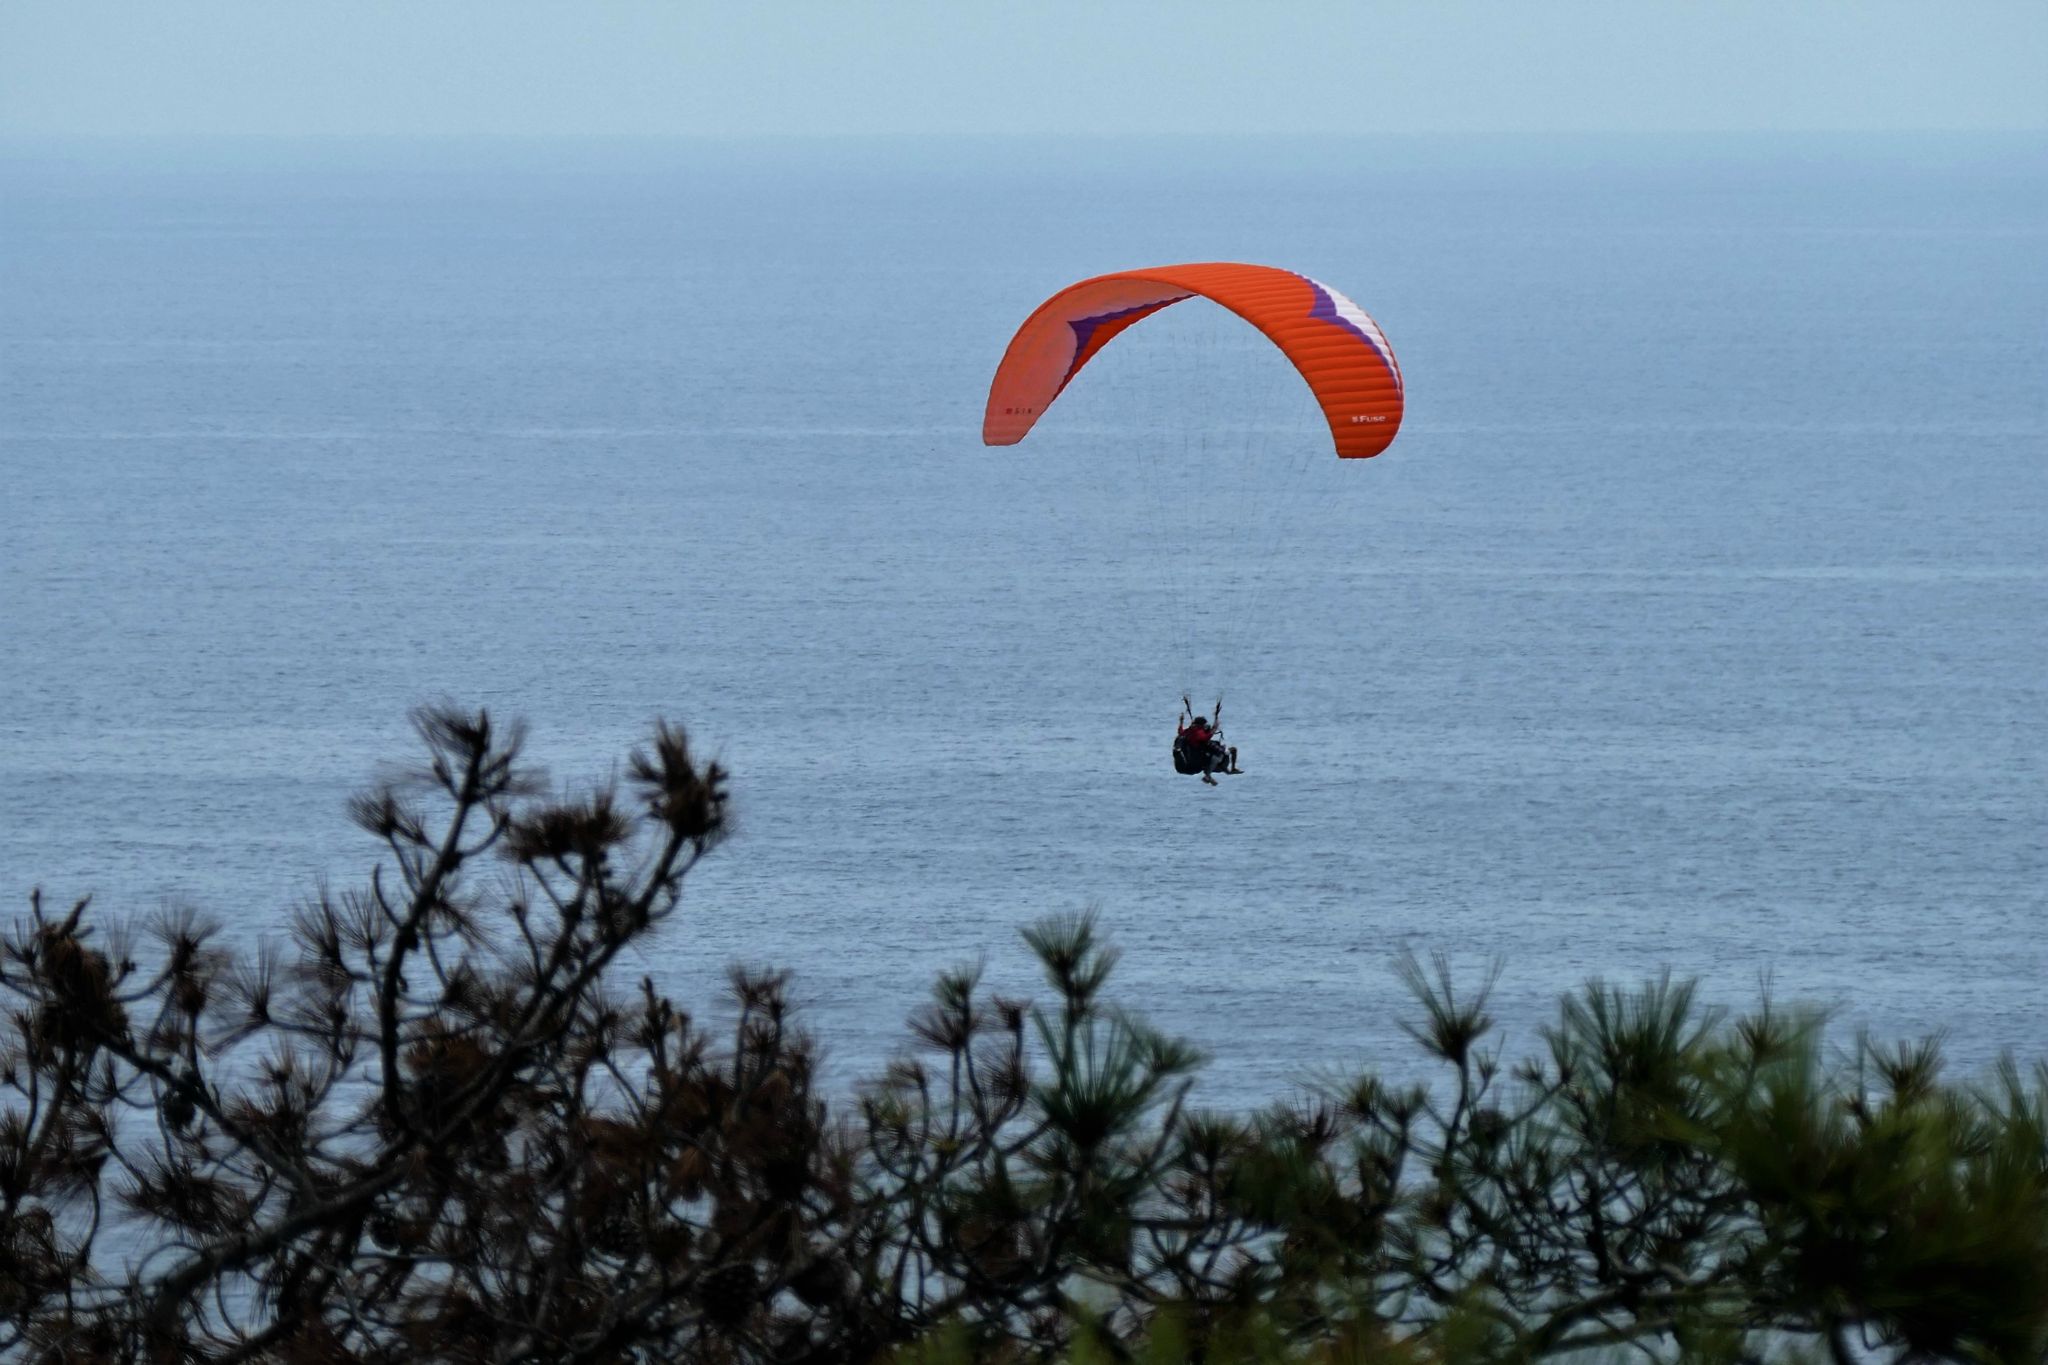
[4,127,2046,143]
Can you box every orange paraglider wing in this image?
[982,262,1403,459]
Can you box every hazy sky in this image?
[3,0,2044,138]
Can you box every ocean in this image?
[3,135,2044,1103]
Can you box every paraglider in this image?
[1174,697,1239,785]
[982,262,1403,459]
[981,262,1405,784]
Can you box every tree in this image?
[4,708,2045,1363]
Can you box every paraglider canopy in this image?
[982,262,1404,460]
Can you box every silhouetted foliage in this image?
[3,708,2045,1362]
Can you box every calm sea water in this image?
[4,136,2044,1102]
